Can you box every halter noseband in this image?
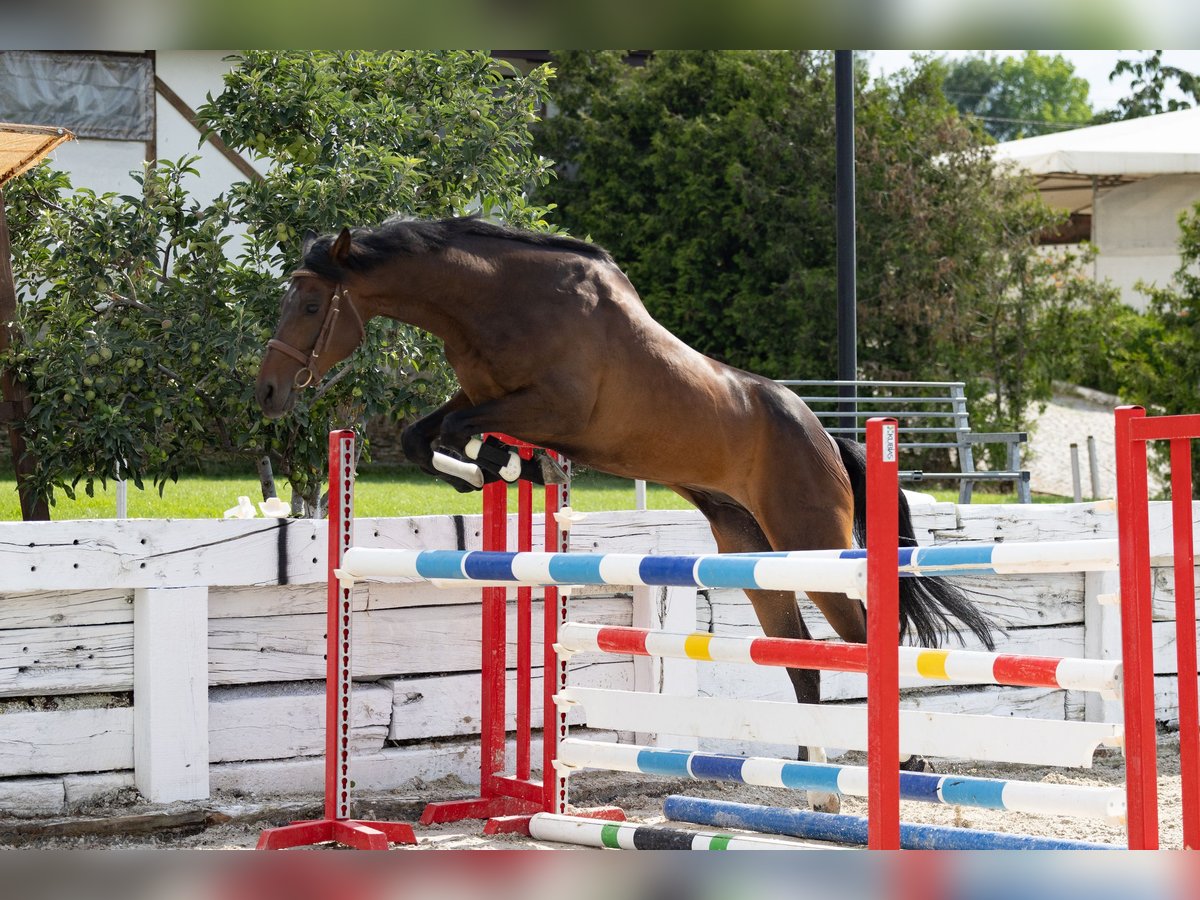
[267,268,367,389]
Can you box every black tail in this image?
[834,437,997,650]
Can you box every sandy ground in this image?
[0,732,1183,850]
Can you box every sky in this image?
[867,49,1200,110]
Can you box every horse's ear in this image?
[301,229,318,255]
[330,228,353,266]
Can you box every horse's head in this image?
[256,228,366,419]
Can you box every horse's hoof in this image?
[900,754,936,773]
[808,791,841,814]
[535,452,569,485]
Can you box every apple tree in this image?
[3,50,557,512]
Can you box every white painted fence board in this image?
[1149,566,1200,620]
[209,597,631,685]
[207,582,483,619]
[0,623,132,697]
[698,687,1076,758]
[948,501,1199,563]
[568,688,1117,767]
[385,657,632,740]
[63,771,135,807]
[209,682,391,763]
[0,589,133,629]
[570,511,716,555]
[0,514,479,593]
[209,730,619,799]
[0,707,132,777]
[0,777,66,816]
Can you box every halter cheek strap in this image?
[267,268,367,389]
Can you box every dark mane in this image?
[302,216,613,278]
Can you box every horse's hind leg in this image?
[674,487,840,814]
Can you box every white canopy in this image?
[990,107,1200,213]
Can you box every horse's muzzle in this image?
[255,374,295,419]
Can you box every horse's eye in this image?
[305,303,321,314]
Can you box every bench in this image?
[776,379,1031,503]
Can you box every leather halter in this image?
[267,268,366,389]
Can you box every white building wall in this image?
[1094,173,1200,310]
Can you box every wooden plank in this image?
[209,597,632,685]
[0,588,133,629]
[209,682,391,762]
[0,503,1189,594]
[0,809,210,843]
[0,622,132,697]
[0,514,471,593]
[384,657,632,740]
[0,777,66,816]
[949,501,1198,563]
[207,581,482,619]
[570,510,715,555]
[694,686,1075,759]
[0,707,132,777]
[1149,565,1200,620]
[133,586,208,802]
[63,771,135,807]
[0,595,632,696]
[209,729,619,798]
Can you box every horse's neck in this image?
[364,250,490,347]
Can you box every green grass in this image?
[0,467,1068,521]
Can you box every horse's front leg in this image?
[401,391,483,492]
[437,392,570,486]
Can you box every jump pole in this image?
[865,417,900,848]
[528,813,811,850]
[256,430,416,850]
[1115,407,1200,849]
[663,796,1117,851]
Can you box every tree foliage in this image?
[1095,50,1200,122]
[534,51,1117,459]
[939,51,1094,142]
[3,50,556,510]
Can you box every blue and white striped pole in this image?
[337,538,1118,596]
[558,739,1125,824]
[664,796,1118,851]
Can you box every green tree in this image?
[940,51,1094,142]
[1095,50,1200,122]
[3,50,556,512]
[534,50,1120,470]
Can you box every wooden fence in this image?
[0,501,1195,815]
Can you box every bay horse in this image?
[256,217,996,808]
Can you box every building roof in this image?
[990,107,1200,214]
[0,122,73,188]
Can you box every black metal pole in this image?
[835,50,858,416]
